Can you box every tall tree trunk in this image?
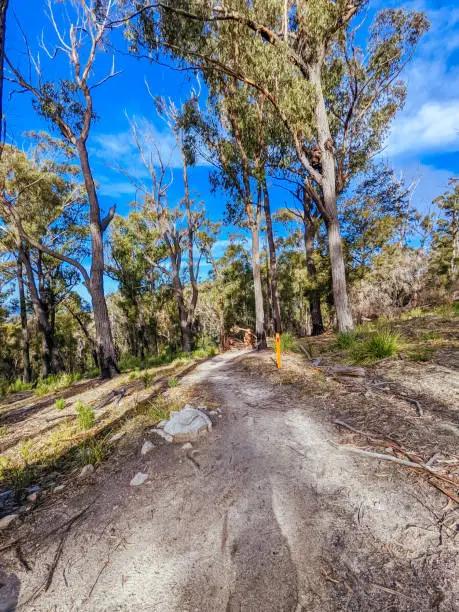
[250,221,267,350]
[77,141,119,378]
[172,270,192,354]
[17,257,31,383]
[0,0,8,145]
[263,184,282,333]
[310,61,354,332]
[20,247,61,378]
[303,215,325,336]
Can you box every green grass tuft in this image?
[336,330,358,349]
[8,378,33,393]
[351,330,400,363]
[76,401,96,431]
[55,398,65,411]
[78,439,106,466]
[0,424,8,437]
[280,332,294,353]
[167,376,179,388]
[35,372,82,396]
[141,371,155,388]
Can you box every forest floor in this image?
[0,311,458,611]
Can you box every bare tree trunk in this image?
[0,0,8,144]
[263,184,282,333]
[250,221,267,350]
[77,141,119,378]
[303,215,325,336]
[310,61,354,332]
[17,257,31,383]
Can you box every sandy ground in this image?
[0,349,458,611]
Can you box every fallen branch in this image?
[321,365,366,377]
[400,395,423,417]
[299,344,312,360]
[331,442,459,492]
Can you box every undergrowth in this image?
[76,401,96,430]
[336,330,358,349]
[55,398,65,410]
[351,330,400,363]
[35,372,82,396]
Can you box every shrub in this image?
[351,330,400,363]
[118,354,143,372]
[336,330,358,349]
[35,372,82,396]
[129,371,137,380]
[76,401,96,431]
[167,376,179,388]
[55,398,65,410]
[280,332,294,353]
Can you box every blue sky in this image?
[4,0,459,296]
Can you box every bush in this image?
[55,398,65,410]
[351,330,400,363]
[167,376,179,388]
[336,330,358,349]
[76,401,96,431]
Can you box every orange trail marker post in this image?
[275,332,281,369]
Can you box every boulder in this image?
[163,406,212,443]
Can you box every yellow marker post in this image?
[275,332,281,369]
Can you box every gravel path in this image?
[1,350,457,611]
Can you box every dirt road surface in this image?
[1,350,457,611]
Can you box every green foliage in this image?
[78,439,106,466]
[55,398,65,411]
[0,424,8,436]
[8,378,33,393]
[351,330,400,363]
[167,376,179,388]
[280,332,294,353]
[76,401,96,431]
[35,372,82,396]
[336,331,358,349]
[141,371,155,388]
[129,371,137,380]
[406,347,435,362]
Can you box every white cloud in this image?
[387,101,459,156]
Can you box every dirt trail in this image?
[1,350,457,611]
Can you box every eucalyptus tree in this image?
[5,0,121,377]
[0,144,85,377]
[118,99,216,353]
[431,179,459,291]
[124,0,428,332]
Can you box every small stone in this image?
[109,431,126,443]
[130,472,148,487]
[0,514,18,530]
[79,464,95,478]
[53,484,65,493]
[141,441,155,455]
[27,492,38,503]
[209,410,218,416]
[181,442,193,450]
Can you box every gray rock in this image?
[27,492,38,503]
[209,410,218,416]
[150,428,173,442]
[53,484,65,493]
[109,431,126,443]
[79,464,95,478]
[130,472,148,486]
[163,407,212,442]
[141,441,155,455]
[0,514,18,530]
[181,442,193,450]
